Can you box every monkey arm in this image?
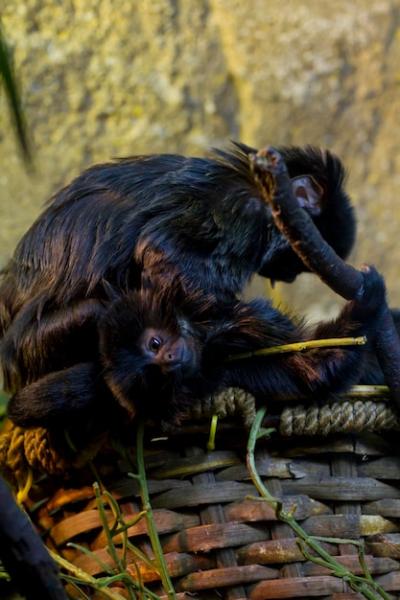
[1,298,106,392]
[221,338,364,402]
[250,147,363,298]
[6,363,110,428]
[360,309,400,384]
[250,147,400,409]
[211,285,382,400]
[222,347,363,400]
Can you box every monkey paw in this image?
[250,146,288,179]
[249,146,293,208]
[355,265,387,318]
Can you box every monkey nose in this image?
[163,350,182,368]
[166,353,176,363]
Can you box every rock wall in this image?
[1,0,400,317]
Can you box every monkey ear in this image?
[291,175,324,216]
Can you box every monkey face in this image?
[100,318,203,419]
[140,328,199,378]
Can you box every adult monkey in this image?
[250,147,400,408]
[0,143,355,393]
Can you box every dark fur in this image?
[7,267,385,429]
[0,143,355,393]
[361,309,400,384]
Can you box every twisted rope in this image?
[185,387,257,428]
[23,427,70,475]
[0,424,27,484]
[1,393,398,497]
[0,421,107,485]
[280,400,400,437]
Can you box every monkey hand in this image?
[353,265,387,320]
[249,147,322,224]
[250,146,288,178]
[249,146,288,206]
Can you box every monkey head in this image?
[98,286,208,420]
[255,145,356,283]
[139,327,198,376]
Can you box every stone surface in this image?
[1,0,400,316]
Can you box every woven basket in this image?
[10,396,400,600]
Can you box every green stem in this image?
[126,540,160,572]
[247,408,390,600]
[63,578,91,600]
[136,420,177,600]
[347,385,389,398]
[93,484,136,600]
[93,484,124,572]
[112,511,147,535]
[50,551,126,600]
[67,541,113,575]
[227,336,366,362]
[207,415,219,451]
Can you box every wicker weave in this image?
[14,398,400,600]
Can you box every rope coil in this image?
[0,392,398,491]
[280,400,399,437]
[187,387,257,428]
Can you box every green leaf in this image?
[0,24,31,163]
[256,426,275,440]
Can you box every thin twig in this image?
[207,415,219,451]
[246,408,391,600]
[93,484,122,572]
[66,542,113,576]
[93,484,137,600]
[49,551,126,600]
[227,336,366,362]
[347,385,389,398]
[136,420,177,600]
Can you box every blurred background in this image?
[1,0,400,320]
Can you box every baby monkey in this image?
[7,266,386,430]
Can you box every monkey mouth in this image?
[161,360,181,373]
[159,355,188,375]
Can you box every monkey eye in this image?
[148,337,162,353]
